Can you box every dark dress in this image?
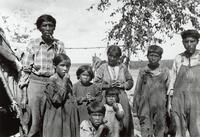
[43,74,80,137]
[94,63,134,137]
[73,81,102,123]
[172,65,200,137]
[133,66,170,137]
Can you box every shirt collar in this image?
[182,49,200,58]
[39,37,58,51]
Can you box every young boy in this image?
[80,101,110,137]
[133,45,170,137]
[104,88,124,137]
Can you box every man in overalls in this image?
[168,29,200,137]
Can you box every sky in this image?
[0,0,195,63]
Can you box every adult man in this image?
[168,29,200,137]
[20,14,66,137]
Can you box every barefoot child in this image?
[133,45,170,137]
[43,53,79,137]
[73,65,102,123]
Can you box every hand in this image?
[11,101,20,118]
[112,103,119,112]
[86,93,95,103]
[98,120,108,131]
[111,80,124,89]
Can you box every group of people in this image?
[0,13,200,137]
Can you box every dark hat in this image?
[147,45,163,56]
[181,29,200,40]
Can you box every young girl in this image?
[104,88,124,137]
[43,53,79,137]
[73,65,102,123]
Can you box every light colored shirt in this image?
[107,66,119,81]
[104,103,124,137]
[80,120,98,137]
[22,37,65,76]
[167,50,200,95]
[80,120,110,137]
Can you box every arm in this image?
[73,83,87,105]
[92,85,103,102]
[167,55,180,95]
[132,69,143,115]
[113,103,124,120]
[94,64,111,90]
[58,41,66,54]
[122,65,134,90]
[19,41,35,89]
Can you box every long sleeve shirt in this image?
[167,50,200,95]
[22,37,66,76]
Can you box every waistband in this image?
[30,73,50,82]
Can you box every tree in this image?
[89,0,200,65]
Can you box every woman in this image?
[94,45,134,137]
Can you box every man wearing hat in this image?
[168,29,200,137]
[133,45,171,137]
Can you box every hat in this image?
[147,45,163,56]
[181,29,200,40]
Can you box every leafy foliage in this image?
[0,9,35,44]
[91,0,200,57]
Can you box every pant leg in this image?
[27,79,46,137]
[153,110,166,137]
[119,91,134,137]
[139,116,153,137]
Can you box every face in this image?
[183,37,198,55]
[147,53,161,66]
[79,71,91,84]
[106,94,117,106]
[39,21,55,39]
[55,60,70,78]
[90,112,104,128]
[107,52,120,67]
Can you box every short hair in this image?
[87,101,106,115]
[147,45,163,57]
[181,29,200,40]
[76,65,94,80]
[52,53,71,66]
[107,45,122,57]
[35,14,56,29]
[105,88,120,102]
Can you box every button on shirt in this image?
[167,50,200,95]
[22,37,66,76]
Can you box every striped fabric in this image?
[22,37,66,76]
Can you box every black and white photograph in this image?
[0,0,200,137]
